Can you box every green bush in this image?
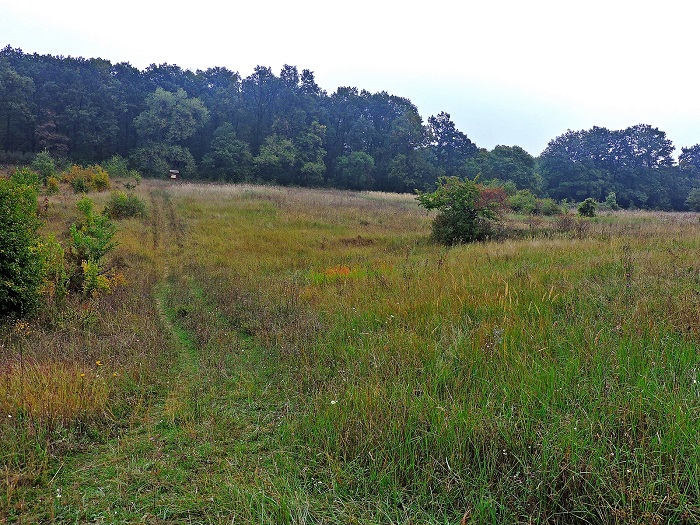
[37,235,68,306]
[508,190,538,214]
[0,177,43,317]
[102,154,129,178]
[31,149,56,184]
[578,198,598,217]
[10,166,40,187]
[539,197,562,216]
[604,192,620,210]
[105,191,147,219]
[70,197,118,265]
[417,176,506,245]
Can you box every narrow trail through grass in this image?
[7,183,700,523]
[19,187,300,523]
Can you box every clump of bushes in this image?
[62,165,111,193]
[105,191,147,219]
[417,176,507,245]
[68,197,121,296]
[31,149,56,185]
[603,192,620,211]
[102,154,141,183]
[1,166,129,319]
[46,176,60,195]
[578,198,598,217]
[0,171,44,317]
[508,190,562,216]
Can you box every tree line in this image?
[1,45,699,209]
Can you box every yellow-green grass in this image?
[2,179,700,523]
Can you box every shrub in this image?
[508,190,538,214]
[539,198,562,216]
[102,154,129,178]
[417,176,506,245]
[578,198,598,217]
[81,260,111,296]
[46,176,60,195]
[68,197,119,295]
[10,167,39,187]
[105,191,147,219]
[31,149,56,184]
[91,167,110,191]
[604,192,620,210]
[0,177,43,317]
[62,165,111,193]
[37,235,68,305]
[69,197,118,267]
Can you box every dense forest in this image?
[1,45,699,208]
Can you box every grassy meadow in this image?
[2,179,700,523]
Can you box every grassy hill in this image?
[2,180,700,523]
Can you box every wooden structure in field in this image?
[169,169,179,180]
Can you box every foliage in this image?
[0,177,42,317]
[102,154,140,181]
[133,87,209,145]
[539,125,680,208]
[31,149,56,183]
[36,235,68,305]
[508,189,538,214]
[685,188,700,211]
[604,191,620,210]
[2,46,700,205]
[539,197,562,215]
[578,197,598,217]
[10,166,39,186]
[130,144,196,178]
[68,197,118,293]
[417,176,505,244]
[46,175,60,194]
[427,111,477,176]
[0,60,35,153]
[200,124,253,181]
[70,197,118,264]
[104,191,147,219]
[480,145,540,192]
[80,260,110,296]
[62,164,111,193]
[335,151,375,189]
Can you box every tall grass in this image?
[2,180,700,523]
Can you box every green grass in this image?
[2,181,700,523]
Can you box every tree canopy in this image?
[1,45,699,209]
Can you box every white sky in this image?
[2,0,698,156]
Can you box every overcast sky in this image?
[2,0,698,156]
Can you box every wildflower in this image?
[96,360,103,366]
[330,400,337,405]
[80,373,86,377]
[13,320,30,336]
